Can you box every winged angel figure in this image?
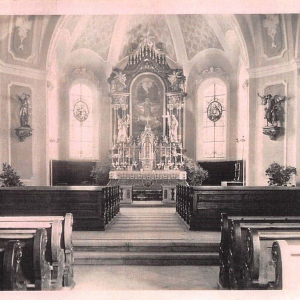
[168,70,183,91]
[258,93,285,126]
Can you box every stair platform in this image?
[73,206,220,266]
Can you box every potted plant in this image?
[182,155,208,186]
[265,162,297,186]
[0,163,24,187]
[90,156,111,185]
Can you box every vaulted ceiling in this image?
[58,15,235,65]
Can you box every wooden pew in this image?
[228,222,300,289]
[272,239,300,290]
[0,221,64,290]
[0,240,25,290]
[0,214,74,288]
[219,214,300,288]
[243,230,300,290]
[0,228,51,290]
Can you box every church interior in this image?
[1,12,300,297]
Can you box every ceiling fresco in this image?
[71,15,117,60]
[178,15,224,61]
[119,15,177,62]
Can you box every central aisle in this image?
[72,205,221,290]
[73,205,220,241]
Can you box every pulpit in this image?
[107,38,187,203]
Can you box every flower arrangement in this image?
[182,155,208,186]
[0,163,24,187]
[265,162,297,186]
[90,156,111,185]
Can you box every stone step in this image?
[74,251,219,266]
[74,240,219,253]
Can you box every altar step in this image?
[132,189,162,201]
[73,207,220,266]
[121,201,175,207]
[73,240,219,265]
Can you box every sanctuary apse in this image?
[107,39,187,202]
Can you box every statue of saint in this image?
[167,114,179,143]
[117,114,130,143]
[16,93,31,128]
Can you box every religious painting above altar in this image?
[107,37,188,199]
[131,74,164,138]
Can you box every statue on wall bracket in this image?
[14,93,33,142]
[258,93,286,140]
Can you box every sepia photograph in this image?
[0,0,300,299]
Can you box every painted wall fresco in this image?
[260,14,286,58]
[10,16,35,60]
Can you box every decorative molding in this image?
[8,16,38,63]
[193,67,229,96]
[262,126,280,140]
[248,59,300,79]
[15,127,33,142]
[0,59,48,80]
[260,15,288,61]
[196,67,228,84]
[67,68,100,88]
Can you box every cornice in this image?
[248,59,300,79]
[0,59,48,80]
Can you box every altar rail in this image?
[0,186,120,231]
[176,185,300,231]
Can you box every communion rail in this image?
[176,185,300,231]
[0,186,120,231]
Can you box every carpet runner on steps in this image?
[73,206,220,266]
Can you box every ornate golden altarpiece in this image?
[107,39,187,203]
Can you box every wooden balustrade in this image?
[176,185,193,225]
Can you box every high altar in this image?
[108,38,187,203]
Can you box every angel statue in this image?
[258,93,285,127]
[117,114,130,143]
[168,70,184,91]
[15,93,31,128]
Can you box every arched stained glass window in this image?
[202,81,227,158]
[69,83,93,159]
